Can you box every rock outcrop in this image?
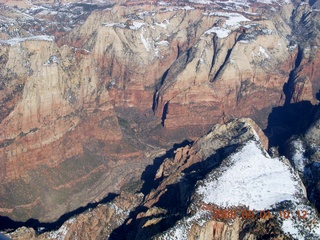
[0,0,320,225]
[4,118,320,239]
[284,107,320,214]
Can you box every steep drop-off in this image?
[0,0,319,225]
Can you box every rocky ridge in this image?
[0,0,319,231]
[6,117,320,239]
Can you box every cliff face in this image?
[0,0,319,223]
[4,118,320,239]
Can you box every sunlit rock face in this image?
[0,0,319,223]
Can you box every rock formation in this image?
[7,118,320,239]
[0,0,319,237]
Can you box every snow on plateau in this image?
[197,140,300,210]
[205,27,231,38]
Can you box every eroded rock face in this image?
[4,118,320,239]
[285,108,320,213]
[0,0,319,223]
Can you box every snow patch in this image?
[156,40,169,46]
[158,1,169,5]
[129,21,145,30]
[102,22,126,28]
[205,27,231,38]
[259,46,270,58]
[207,12,251,27]
[188,0,212,4]
[197,140,300,210]
[155,20,169,29]
[43,55,60,66]
[158,210,209,240]
[256,0,291,4]
[282,218,303,239]
[48,225,68,240]
[140,32,151,52]
[291,139,307,172]
[182,6,195,10]
[0,35,54,46]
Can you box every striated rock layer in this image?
[3,118,320,239]
[0,0,319,223]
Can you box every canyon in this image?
[0,0,319,239]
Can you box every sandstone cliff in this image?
[4,117,320,239]
[0,0,319,227]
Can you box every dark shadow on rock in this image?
[316,90,320,101]
[264,101,319,150]
[109,143,239,240]
[140,140,193,196]
[0,192,118,234]
[303,162,320,213]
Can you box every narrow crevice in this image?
[160,68,169,86]
[209,37,218,76]
[152,92,159,113]
[210,36,238,82]
[283,45,303,105]
[152,68,170,113]
[185,48,192,64]
[161,102,169,126]
[211,47,232,82]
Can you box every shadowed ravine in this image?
[0,193,118,234]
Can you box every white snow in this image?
[156,40,169,46]
[203,12,250,38]
[182,6,195,10]
[205,27,231,38]
[259,46,270,58]
[129,21,145,30]
[48,225,68,240]
[0,35,54,46]
[282,218,303,239]
[158,210,209,240]
[217,0,250,8]
[155,20,169,29]
[197,140,299,210]
[140,32,151,52]
[102,22,126,28]
[188,0,213,4]
[239,39,251,43]
[257,0,291,4]
[291,139,307,172]
[207,12,251,27]
[43,55,60,66]
[159,1,170,5]
[257,0,291,5]
[262,28,274,34]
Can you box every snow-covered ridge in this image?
[204,12,251,27]
[197,140,301,210]
[0,35,54,46]
[205,27,231,38]
[203,12,250,38]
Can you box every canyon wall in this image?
[0,0,319,222]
